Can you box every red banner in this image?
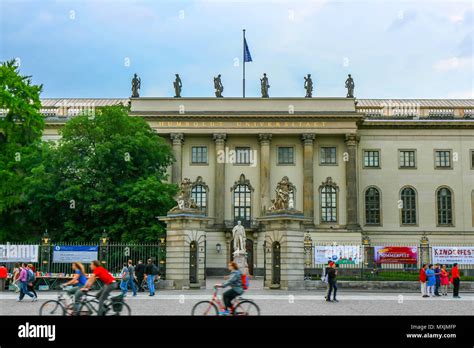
[374,246,418,264]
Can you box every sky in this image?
[0,0,472,99]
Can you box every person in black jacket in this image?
[326,262,338,303]
[135,260,145,292]
[144,258,159,296]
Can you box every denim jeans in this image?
[120,279,129,295]
[19,281,34,300]
[128,278,137,296]
[327,280,337,300]
[147,275,155,295]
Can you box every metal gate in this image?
[272,241,281,284]
[189,241,198,283]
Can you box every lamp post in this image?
[100,230,109,265]
[362,234,371,280]
[41,230,51,273]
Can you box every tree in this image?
[24,105,177,242]
[0,60,45,241]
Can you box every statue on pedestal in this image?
[269,176,296,211]
[131,73,141,98]
[232,221,246,254]
[260,73,270,98]
[304,74,313,98]
[173,74,182,98]
[345,74,355,98]
[214,74,224,98]
[170,178,198,212]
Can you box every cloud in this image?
[432,56,472,72]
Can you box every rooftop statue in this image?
[174,74,182,98]
[260,73,270,98]
[131,73,141,98]
[269,176,296,211]
[345,74,355,98]
[304,74,313,98]
[214,74,224,98]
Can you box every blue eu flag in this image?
[244,38,253,62]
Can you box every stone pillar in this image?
[160,213,209,289]
[258,213,311,290]
[170,133,184,185]
[344,134,360,230]
[213,133,226,227]
[259,134,272,214]
[301,134,315,220]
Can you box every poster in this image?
[52,245,99,263]
[374,246,418,264]
[314,245,361,265]
[0,244,39,263]
[432,246,474,265]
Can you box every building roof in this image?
[357,99,473,108]
[40,98,129,107]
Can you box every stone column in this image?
[259,134,272,214]
[213,133,226,227]
[170,133,184,185]
[301,134,315,220]
[345,134,360,230]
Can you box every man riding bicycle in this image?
[215,261,243,315]
[81,260,116,316]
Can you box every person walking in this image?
[127,260,137,297]
[216,261,244,315]
[0,264,7,291]
[450,263,461,298]
[26,264,38,299]
[323,261,330,300]
[12,263,21,293]
[434,264,441,296]
[419,264,428,298]
[326,262,338,303]
[119,263,130,297]
[17,263,36,302]
[425,264,435,297]
[440,264,449,296]
[144,258,159,297]
[135,260,145,292]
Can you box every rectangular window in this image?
[235,147,251,165]
[277,147,294,165]
[191,146,208,164]
[320,147,337,165]
[363,150,380,168]
[399,150,416,168]
[435,150,451,168]
[471,150,474,169]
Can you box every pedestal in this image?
[159,210,211,289]
[258,211,311,290]
[233,250,249,275]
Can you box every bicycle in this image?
[76,291,131,316]
[191,286,260,316]
[39,287,76,316]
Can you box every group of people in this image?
[419,263,461,298]
[1,263,39,302]
[118,259,161,297]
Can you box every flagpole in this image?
[243,29,246,98]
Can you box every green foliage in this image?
[23,105,177,242]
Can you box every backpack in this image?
[241,273,249,290]
[151,264,160,276]
[27,269,36,283]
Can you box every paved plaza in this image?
[1,278,472,316]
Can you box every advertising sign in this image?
[52,245,99,263]
[374,246,418,264]
[0,244,39,263]
[432,246,474,265]
[314,245,361,265]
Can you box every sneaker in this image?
[333,299,339,303]
[219,310,230,316]
[16,299,22,302]
[422,295,429,298]
[453,296,461,299]
[325,299,332,302]
[32,297,38,302]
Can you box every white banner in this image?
[432,246,474,264]
[0,244,39,263]
[314,245,361,265]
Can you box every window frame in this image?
[191,184,208,214]
[399,186,418,226]
[398,149,417,169]
[470,150,474,170]
[434,149,453,170]
[364,186,382,226]
[436,186,455,227]
[234,146,252,166]
[363,149,381,169]
[319,181,339,224]
[190,145,209,165]
[276,145,296,166]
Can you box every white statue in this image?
[232,220,246,253]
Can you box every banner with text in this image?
[374,246,418,264]
[52,245,99,263]
[432,246,474,264]
[314,245,361,265]
[0,244,39,263]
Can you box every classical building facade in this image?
[38,97,474,279]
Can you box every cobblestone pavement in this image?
[1,289,473,316]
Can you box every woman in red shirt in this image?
[81,260,116,315]
[450,263,461,298]
[419,264,428,298]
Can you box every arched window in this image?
[400,187,417,225]
[232,174,254,226]
[437,187,453,226]
[190,176,208,214]
[320,177,338,223]
[365,187,381,225]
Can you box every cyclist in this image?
[81,260,116,316]
[215,261,243,315]
[62,262,88,314]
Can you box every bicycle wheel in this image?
[233,300,260,316]
[77,301,94,316]
[39,300,65,316]
[191,301,219,316]
[108,302,131,316]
